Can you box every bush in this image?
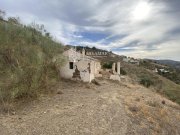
[139,75,154,88]
[120,68,127,75]
[102,62,113,69]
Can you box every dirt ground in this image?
[0,78,180,135]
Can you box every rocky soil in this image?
[0,78,180,135]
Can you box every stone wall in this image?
[86,51,108,56]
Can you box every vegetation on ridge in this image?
[0,14,64,112]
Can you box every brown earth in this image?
[0,78,180,135]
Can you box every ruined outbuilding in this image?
[110,62,121,81]
[60,48,101,82]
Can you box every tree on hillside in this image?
[92,46,96,50]
[45,32,50,38]
[0,10,6,20]
[8,17,20,24]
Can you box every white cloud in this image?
[114,39,180,61]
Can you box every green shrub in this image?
[102,62,113,69]
[139,75,154,88]
[120,68,127,75]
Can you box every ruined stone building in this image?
[110,62,121,81]
[59,48,101,82]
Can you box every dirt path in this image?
[0,80,129,135]
[0,79,180,135]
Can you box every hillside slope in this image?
[121,62,180,104]
[0,79,179,135]
[154,59,180,69]
[0,20,64,111]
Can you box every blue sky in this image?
[1,0,180,60]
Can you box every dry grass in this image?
[147,100,162,108]
[121,62,180,105]
[121,81,180,135]
[0,20,64,111]
[0,102,14,114]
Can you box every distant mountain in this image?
[153,60,180,69]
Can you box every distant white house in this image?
[59,48,101,82]
[123,57,130,63]
[159,68,169,73]
[123,57,139,65]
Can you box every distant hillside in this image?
[140,59,180,85]
[121,61,180,104]
[153,60,180,69]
